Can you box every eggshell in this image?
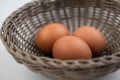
[53,36,92,60]
[35,23,70,55]
[73,26,106,56]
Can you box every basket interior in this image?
[1,0,120,58]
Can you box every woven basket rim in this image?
[1,0,120,69]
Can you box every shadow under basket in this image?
[1,0,120,80]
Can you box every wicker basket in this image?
[1,0,120,80]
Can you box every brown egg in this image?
[35,23,70,55]
[53,36,92,60]
[73,26,106,56]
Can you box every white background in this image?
[0,0,120,80]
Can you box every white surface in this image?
[0,0,120,80]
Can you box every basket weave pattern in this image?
[1,0,120,80]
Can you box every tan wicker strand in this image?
[1,0,120,80]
